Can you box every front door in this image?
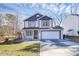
[34,30,38,39]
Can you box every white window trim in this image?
[26,30,33,36]
[41,20,50,27]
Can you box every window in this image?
[42,20,49,27]
[28,21,36,27]
[26,30,33,36]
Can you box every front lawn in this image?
[0,41,40,56]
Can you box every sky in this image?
[0,3,79,29]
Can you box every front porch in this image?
[22,29,39,40]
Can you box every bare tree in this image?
[5,14,17,34]
[0,15,2,27]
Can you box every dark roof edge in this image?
[23,27,49,29]
[24,13,43,21]
[53,26,64,29]
[23,26,64,30]
[39,16,52,20]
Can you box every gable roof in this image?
[24,13,43,21]
[24,13,52,21]
[39,16,52,20]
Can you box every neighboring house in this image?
[62,14,79,36]
[22,13,63,40]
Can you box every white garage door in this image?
[41,31,60,39]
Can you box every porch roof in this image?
[23,27,49,29]
[23,26,64,30]
[53,26,64,29]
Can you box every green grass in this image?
[65,37,79,42]
[0,41,40,56]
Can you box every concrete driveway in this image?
[40,39,79,56]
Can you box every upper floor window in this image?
[42,20,50,27]
[28,21,36,27]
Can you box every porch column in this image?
[38,30,41,40]
[33,30,34,39]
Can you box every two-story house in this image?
[22,13,63,40]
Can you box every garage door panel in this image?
[41,31,60,39]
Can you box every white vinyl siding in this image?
[28,21,36,27]
[24,21,28,27]
[36,21,39,27]
[63,15,79,36]
[24,20,52,28]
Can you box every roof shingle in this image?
[39,16,52,20]
[24,13,43,21]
